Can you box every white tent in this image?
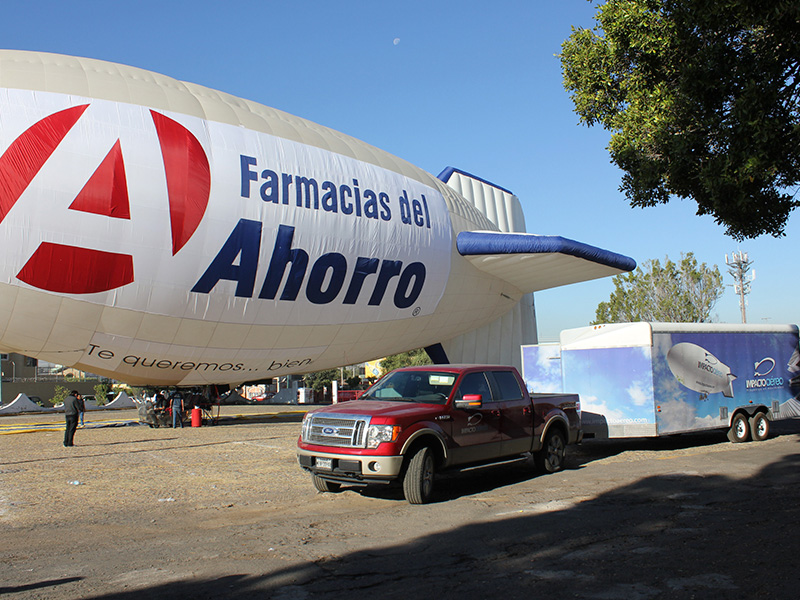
[0,393,53,414]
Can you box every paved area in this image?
[0,404,311,435]
[2,410,800,599]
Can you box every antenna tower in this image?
[725,251,754,323]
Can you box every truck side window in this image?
[455,372,493,402]
[492,371,523,401]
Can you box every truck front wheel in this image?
[535,429,566,473]
[403,446,435,504]
[727,413,751,443]
[312,474,341,493]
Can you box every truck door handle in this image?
[523,406,531,415]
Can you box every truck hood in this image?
[310,399,442,420]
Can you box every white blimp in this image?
[0,50,635,386]
[667,342,737,398]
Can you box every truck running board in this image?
[451,454,531,474]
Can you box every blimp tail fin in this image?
[438,167,527,233]
[457,231,637,294]
[438,166,636,292]
[435,167,539,370]
[426,293,539,371]
[435,166,635,370]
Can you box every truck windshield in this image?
[361,370,457,404]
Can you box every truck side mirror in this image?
[454,394,483,409]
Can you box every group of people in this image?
[63,388,188,447]
[152,390,186,428]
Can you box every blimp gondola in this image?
[0,50,635,385]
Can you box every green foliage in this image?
[51,385,69,406]
[302,369,339,392]
[380,349,431,374]
[594,252,724,323]
[345,374,362,389]
[93,381,111,405]
[561,0,800,239]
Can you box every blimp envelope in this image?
[666,342,737,398]
[0,50,635,386]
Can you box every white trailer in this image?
[522,323,800,442]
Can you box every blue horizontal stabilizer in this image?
[456,230,636,294]
[457,231,637,272]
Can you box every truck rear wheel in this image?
[727,413,751,443]
[535,429,566,473]
[403,446,435,504]
[312,474,341,493]
[749,413,769,441]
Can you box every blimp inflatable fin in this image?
[439,166,636,293]
[457,231,637,293]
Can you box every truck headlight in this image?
[366,424,400,449]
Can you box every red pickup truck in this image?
[297,364,582,504]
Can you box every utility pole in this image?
[725,251,754,323]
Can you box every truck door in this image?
[488,370,534,456]
[449,371,503,464]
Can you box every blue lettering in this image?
[379,192,391,221]
[399,190,411,225]
[412,198,424,227]
[307,253,347,304]
[340,184,353,215]
[240,155,258,198]
[281,173,292,205]
[321,181,338,213]
[192,219,261,297]
[296,176,320,209]
[194,222,427,310]
[259,225,309,300]
[260,169,279,203]
[344,257,380,304]
[363,190,379,220]
[369,260,403,305]
[352,179,362,217]
[394,262,426,308]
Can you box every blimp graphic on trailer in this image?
[0,50,635,386]
[666,342,737,398]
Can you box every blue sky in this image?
[2,0,797,342]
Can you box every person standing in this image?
[170,390,184,429]
[63,390,83,447]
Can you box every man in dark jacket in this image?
[64,390,83,447]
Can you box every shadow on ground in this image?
[11,427,799,599]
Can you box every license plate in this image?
[316,457,333,470]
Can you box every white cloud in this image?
[627,380,650,406]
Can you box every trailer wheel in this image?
[727,413,751,443]
[312,474,341,493]
[403,446,435,504]
[749,413,770,442]
[535,429,567,473]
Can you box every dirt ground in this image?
[2,407,800,599]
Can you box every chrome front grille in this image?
[303,413,371,448]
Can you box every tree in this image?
[302,369,338,392]
[593,252,724,323]
[560,0,800,239]
[379,349,431,374]
[94,381,111,405]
